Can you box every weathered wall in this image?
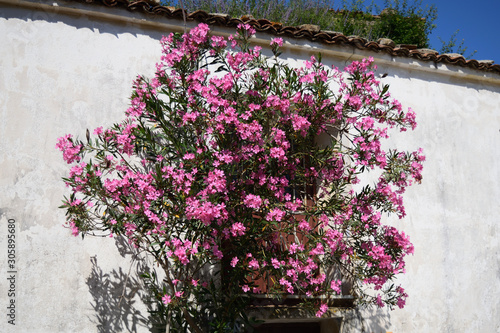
[363,61,500,333]
[0,1,171,332]
[1,1,499,332]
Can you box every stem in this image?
[165,313,171,333]
[178,0,187,35]
[118,254,136,307]
[182,307,203,333]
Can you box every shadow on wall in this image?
[86,236,166,333]
[341,306,391,333]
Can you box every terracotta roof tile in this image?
[77,0,500,75]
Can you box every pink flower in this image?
[93,126,103,135]
[70,199,82,207]
[298,220,311,231]
[243,194,262,209]
[205,169,227,194]
[375,294,385,308]
[190,23,210,45]
[241,285,250,292]
[237,23,256,35]
[210,35,227,49]
[213,246,224,259]
[299,73,315,84]
[230,257,239,267]
[69,163,86,177]
[265,208,286,222]
[270,37,283,47]
[309,243,325,256]
[269,147,287,161]
[315,303,328,317]
[330,280,342,294]
[248,258,260,269]
[69,221,79,237]
[291,114,311,136]
[56,134,82,164]
[185,198,228,226]
[358,116,375,130]
[231,222,246,236]
[162,294,172,305]
[396,286,408,309]
[397,297,406,309]
[183,153,195,160]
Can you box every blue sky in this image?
[361,0,500,62]
[426,0,500,62]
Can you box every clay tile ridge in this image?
[79,0,500,75]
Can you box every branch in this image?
[182,307,203,333]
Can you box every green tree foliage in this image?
[375,1,437,48]
[439,29,477,59]
[160,0,437,48]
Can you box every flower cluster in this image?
[58,23,424,331]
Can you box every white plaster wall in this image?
[0,2,169,332]
[359,63,500,333]
[1,1,499,332]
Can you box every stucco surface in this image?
[0,3,166,332]
[1,1,499,332]
[357,65,500,333]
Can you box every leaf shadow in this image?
[86,236,166,333]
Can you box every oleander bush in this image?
[58,23,424,332]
